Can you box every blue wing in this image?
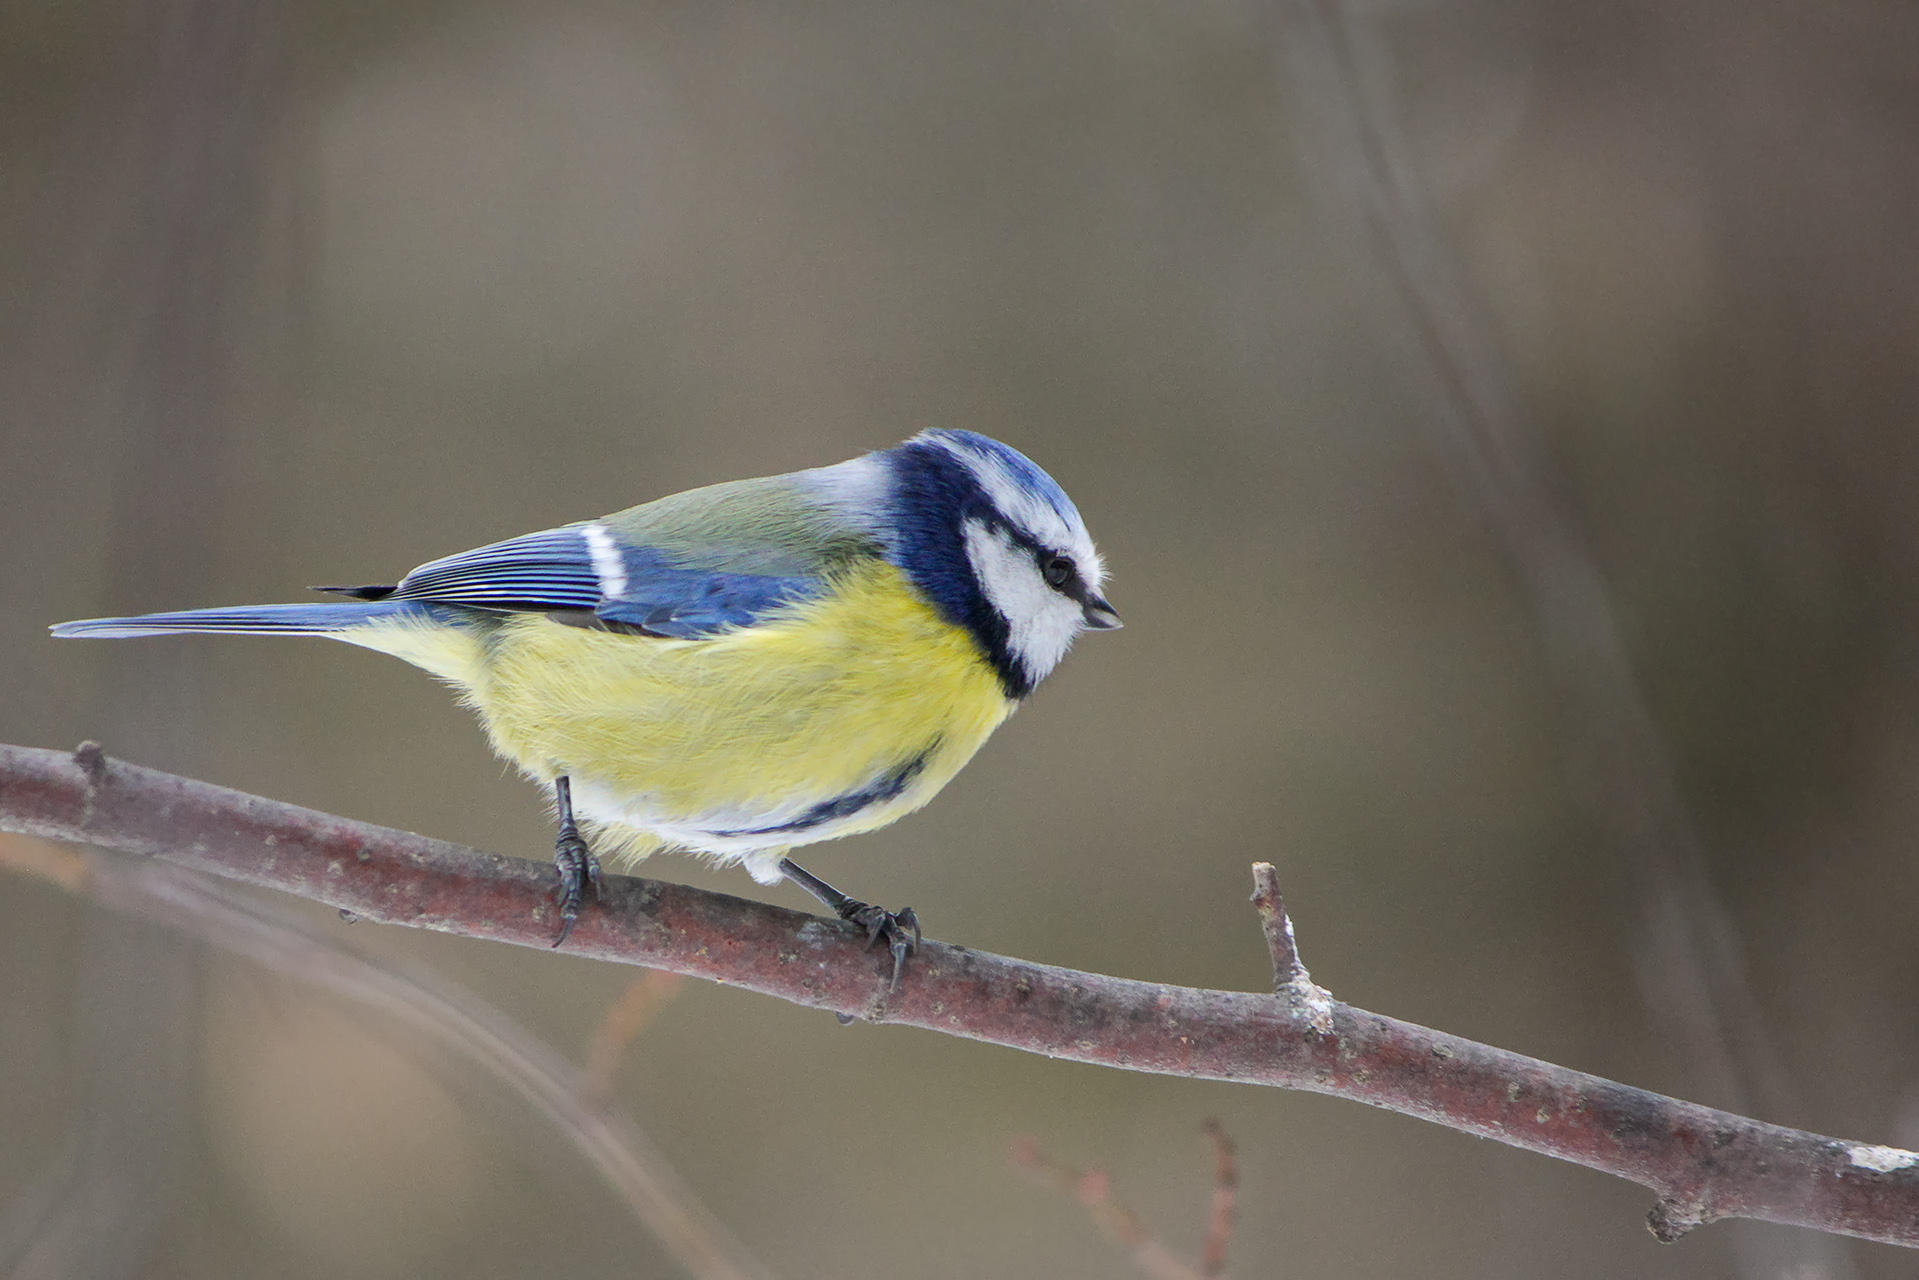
[390,528,601,610]
[387,525,824,640]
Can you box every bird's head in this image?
[808,429,1119,698]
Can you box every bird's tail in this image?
[50,600,433,639]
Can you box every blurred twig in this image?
[1009,1136,1209,1280]
[4,742,1918,1249]
[584,970,687,1108]
[29,1,288,1273]
[1273,5,1851,1276]
[1199,1119,1238,1278]
[1008,1121,1235,1279]
[0,832,780,1280]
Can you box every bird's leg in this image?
[551,775,603,947]
[777,857,920,990]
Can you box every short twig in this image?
[1250,862,1307,988]
[72,741,107,788]
[1251,863,1334,1033]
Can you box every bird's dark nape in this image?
[883,441,1027,698]
[312,584,398,600]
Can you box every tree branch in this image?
[4,741,1917,1249]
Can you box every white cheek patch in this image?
[962,519,1084,686]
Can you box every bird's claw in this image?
[552,825,602,947]
[840,901,920,991]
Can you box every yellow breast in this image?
[424,559,1014,865]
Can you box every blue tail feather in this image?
[50,600,433,639]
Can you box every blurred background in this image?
[4,0,1919,1277]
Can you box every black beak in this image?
[1081,596,1122,631]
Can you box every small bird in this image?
[52,430,1118,979]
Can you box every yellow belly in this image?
[353,560,1014,870]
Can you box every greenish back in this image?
[598,475,881,576]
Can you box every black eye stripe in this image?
[1040,553,1075,590]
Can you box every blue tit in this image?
[52,430,1119,973]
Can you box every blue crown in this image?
[913,429,1083,528]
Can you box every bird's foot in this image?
[838,901,920,991]
[551,824,603,947]
[773,858,921,993]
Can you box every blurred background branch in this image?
[4,2,286,1275]
[0,831,779,1280]
[582,970,687,1109]
[1198,1119,1237,1278]
[1010,1132,1219,1280]
[1273,3,1860,1275]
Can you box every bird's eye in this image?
[1041,555,1075,589]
